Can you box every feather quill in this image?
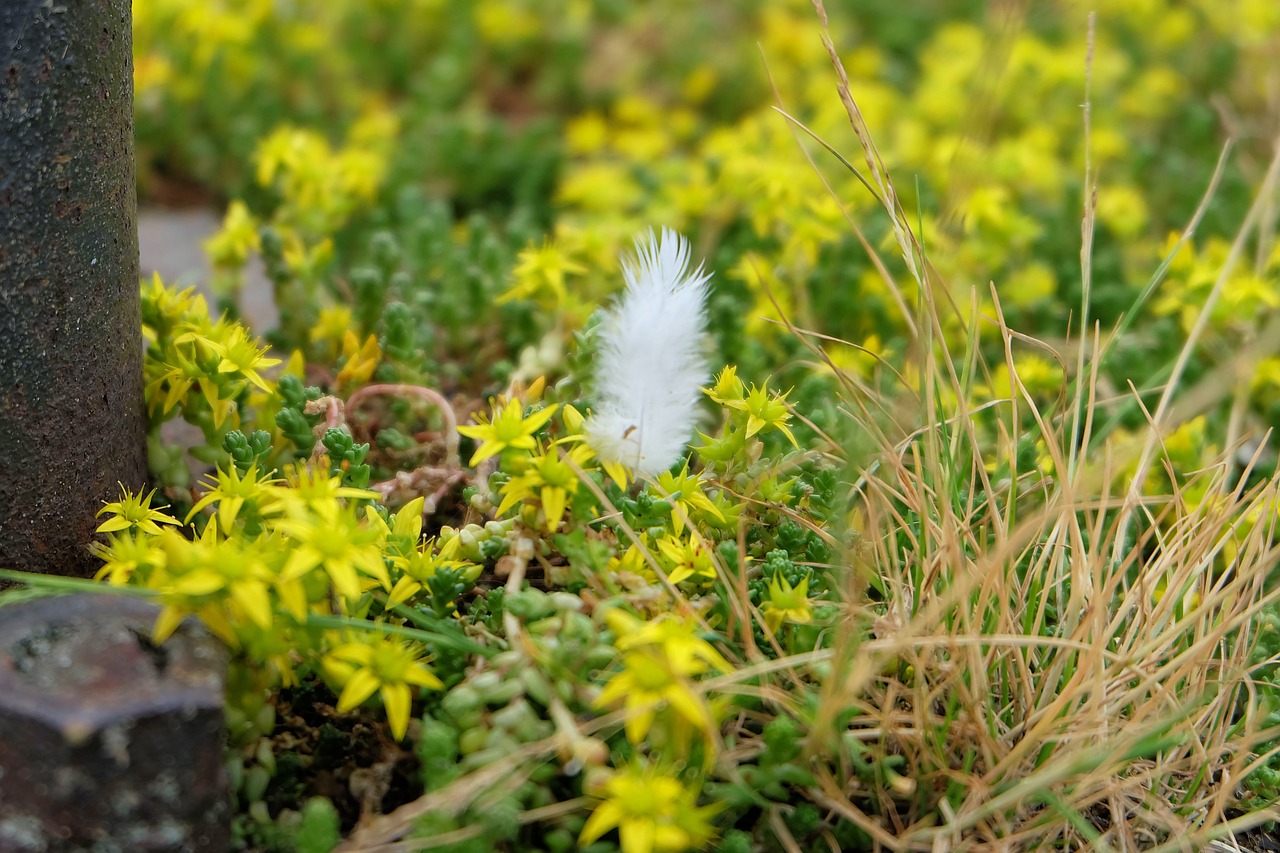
[586,228,711,479]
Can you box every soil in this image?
[264,680,423,833]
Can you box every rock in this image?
[0,594,231,853]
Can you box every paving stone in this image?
[139,206,279,333]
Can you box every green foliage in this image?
[225,429,274,474]
[295,798,342,853]
[321,427,371,489]
[273,375,323,457]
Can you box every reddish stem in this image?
[345,383,461,466]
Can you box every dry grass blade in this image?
[786,3,1280,848]
[1113,140,1280,570]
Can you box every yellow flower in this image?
[1161,416,1214,475]
[335,148,387,206]
[1094,184,1149,240]
[496,443,595,531]
[186,464,282,533]
[596,613,730,744]
[819,336,886,381]
[164,362,233,428]
[981,354,1064,402]
[373,501,481,607]
[281,234,334,279]
[579,761,720,853]
[612,612,733,674]
[96,485,181,536]
[736,384,798,447]
[703,366,744,406]
[557,161,643,213]
[384,540,480,609]
[267,462,381,521]
[140,274,206,343]
[276,508,390,601]
[209,324,281,394]
[133,53,172,99]
[92,529,166,586]
[204,200,259,270]
[473,2,539,45]
[256,127,327,193]
[310,305,354,358]
[559,402,587,437]
[322,633,444,740]
[681,64,718,104]
[149,524,278,643]
[499,238,587,307]
[728,253,795,340]
[1251,357,1280,408]
[252,118,392,238]
[335,331,381,390]
[347,107,400,156]
[760,575,813,633]
[596,648,715,745]
[607,542,650,581]
[655,534,716,586]
[565,111,610,156]
[652,466,724,533]
[1003,262,1057,308]
[457,398,559,466]
[367,497,427,556]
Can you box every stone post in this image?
[0,0,147,578]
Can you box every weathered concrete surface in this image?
[0,1,147,578]
[0,594,231,852]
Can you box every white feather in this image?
[586,228,711,479]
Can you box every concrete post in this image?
[0,0,147,578]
